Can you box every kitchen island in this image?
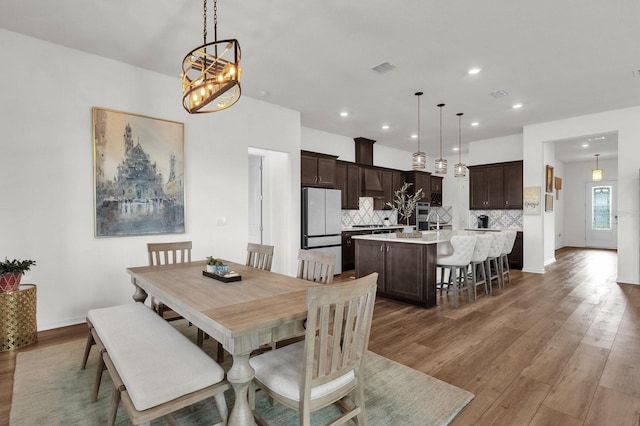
[353,230,472,308]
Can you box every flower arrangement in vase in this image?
[0,258,36,293]
[386,182,423,226]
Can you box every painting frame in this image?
[92,107,185,238]
[523,186,541,215]
[545,194,553,212]
[545,165,554,193]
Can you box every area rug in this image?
[10,325,473,425]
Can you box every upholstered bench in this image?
[84,303,229,426]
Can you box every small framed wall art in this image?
[523,186,541,215]
[545,194,554,212]
[545,165,554,193]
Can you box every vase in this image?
[0,272,22,293]
[206,264,216,273]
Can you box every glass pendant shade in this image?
[412,151,427,170]
[434,103,447,174]
[412,92,426,170]
[592,154,603,181]
[182,0,242,114]
[454,112,467,177]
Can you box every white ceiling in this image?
[1,0,638,159]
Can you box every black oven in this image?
[415,202,430,231]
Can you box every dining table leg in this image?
[131,279,148,303]
[227,352,256,426]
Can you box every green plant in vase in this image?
[386,182,423,226]
[0,258,36,293]
[206,257,228,275]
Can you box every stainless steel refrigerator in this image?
[301,187,342,274]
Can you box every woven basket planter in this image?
[0,273,22,293]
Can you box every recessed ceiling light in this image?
[340,111,349,117]
[468,67,481,75]
[512,103,523,109]
[581,143,589,147]
[471,122,479,126]
[382,125,389,130]
[411,134,418,139]
[453,147,459,151]
[587,136,605,141]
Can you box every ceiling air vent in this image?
[371,62,397,74]
[490,89,509,98]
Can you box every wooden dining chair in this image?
[246,243,275,271]
[146,241,207,348]
[249,273,378,426]
[297,250,336,284]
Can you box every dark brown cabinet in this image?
[355,239,437,307]
[469,161,522,209]
[503,162,523,209]
[507,231,524,270]
[342,230,369,271]
[374,170,403,210]
[335,161,360,209]
[301,151,337,188]
[403,171,431,202]
[430,176,443,206]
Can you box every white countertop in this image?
[342,225,411,232]
[352,229,486,245]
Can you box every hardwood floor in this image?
[1,248,639,425]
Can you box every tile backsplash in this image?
[469,210,523,230]
[341,197,453,228]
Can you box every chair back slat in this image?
[147,241,192,266]
[300,273,378,402]
[246,243,274,271]
[297,250,336,284]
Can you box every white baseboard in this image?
[522,267,545,274]
[544,257,556,267]
[38,316,85,332]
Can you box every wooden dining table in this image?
[126,260,319,426]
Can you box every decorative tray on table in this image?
[202,270,242,283]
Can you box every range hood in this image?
[354,137,384,197]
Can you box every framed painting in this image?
[545,194,553,212]
[93,107,185,237]
[523,186,541,215]
[545,165,554,193]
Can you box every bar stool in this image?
[499,230,518,286]
[485,232,507,293]
[468,233,493,299]
[436,235,477,308]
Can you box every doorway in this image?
[585,180,617,249]
[248,154,264,244]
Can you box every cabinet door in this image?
[384,242,425,302]
[485,166,504,209]
[507,231,523,270]
[316,157,336,188]
[335,163,347,209]
[430,176,443,206]
[345,163,360,209]
[469,167,488,209]
[503,162,523,209]
[416,173,431,201]
[354,239,385,292]
[379,170,394,210]
[301,154,318,186]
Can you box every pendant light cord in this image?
[437,104,445,158]
[457,113,463,162]
[417,94,421,152]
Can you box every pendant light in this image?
[592,153,603,181]
[434,103,447,174]
[454,112,467,177]
[181,0,242,113]
[411,92,426,170]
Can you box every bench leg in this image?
[81,330,95,370]
[214,392,229,426]
[92,350,106,402]
[108,384,121,426]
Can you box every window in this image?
[592,186,611,230]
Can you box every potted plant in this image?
[386,182,423,226]
[206,257,228,275]
[0,258,36,293]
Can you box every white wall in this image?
[553,161,565,249]
[523,107,640,284]
[543,142,556,265]
[0,29,302,330]
[562,158,618,247]
[468,134,524,165]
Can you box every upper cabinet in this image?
[403,171,431,202]
[336,161,360,209]
[301,151,337,188]
[374,169,403,210]
[430,176,443,206]
[469,161,522,210]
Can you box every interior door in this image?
[585,180,617,249]
[248,155,263,244]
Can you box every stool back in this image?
[446,235,477,266]
[487,232,506,258]
[501,230,517,256]
[471,233,493,262]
